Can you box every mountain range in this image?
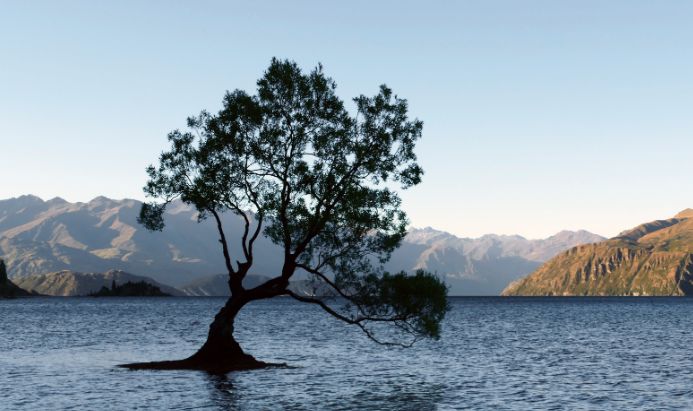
[396,227,604,295]
[0,195,605,295]
[13,269,185,297]
[503,209,693,296]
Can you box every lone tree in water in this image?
[122,59,448,372]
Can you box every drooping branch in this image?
[284,290,418,348]
[295,263,352,299]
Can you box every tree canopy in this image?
[139,58,448,347]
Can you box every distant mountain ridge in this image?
[0,195,283,286]
[394,227,605,294]
[502,209,693,296]
[0,195,605,295]
[14,270,185,297]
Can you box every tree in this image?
[121,59,449,373]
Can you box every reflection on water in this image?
[206,374,241,410]
[3,297,693,409]
[204,371,443,411]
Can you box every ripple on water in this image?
[2,297,693,410]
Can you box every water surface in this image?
[2,297,693,410]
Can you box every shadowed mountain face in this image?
[0,196,604,295]
[502,209,693,296]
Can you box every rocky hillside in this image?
[0,195,604,295]
[14,270,185,296]
[502,209,693,296]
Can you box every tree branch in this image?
[295,263,352,300]
[209,208,239,286]
[285,290,417,348]
[223,197,251,265]
[243,155,264,261]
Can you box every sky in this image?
[1,0,692,239]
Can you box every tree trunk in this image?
[185,297,266,370]
[119,295,273,373]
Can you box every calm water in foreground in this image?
[2,297,693,410]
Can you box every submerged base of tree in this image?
[118,329,284,373]
[118,353,276,374]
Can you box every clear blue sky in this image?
[1,1,692,238]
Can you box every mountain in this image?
[0,195,282,286]
[390,228,605,295]
[0,195,604,295]
[502,209,693,296]
[14,270,185,296]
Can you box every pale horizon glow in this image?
[2,1,692,239]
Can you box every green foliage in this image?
[141,58,421,258]
[346,270,449,340]
[137,203,166,231]
[140,58,447,345]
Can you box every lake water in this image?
[2,297,693,410]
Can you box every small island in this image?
[89,280,171,297]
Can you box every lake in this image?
[2,297,693,410]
